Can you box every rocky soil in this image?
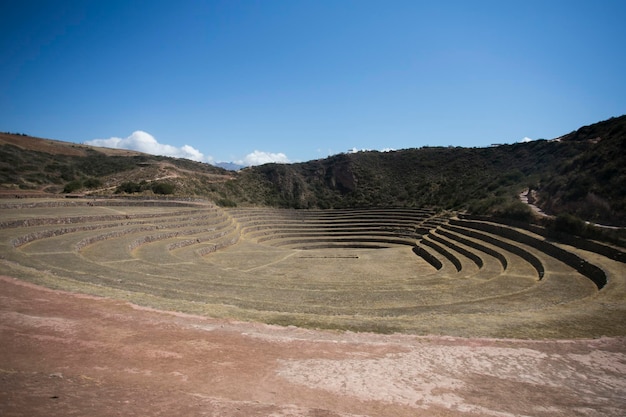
[1,275,625,417]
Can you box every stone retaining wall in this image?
[412,245,443,270]
[445,222,545,280]
[451,219,606,289]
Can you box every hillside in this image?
[2,115,625,227]
[0,132,235,197]
[536,116,626,223]
[230,115,626,226]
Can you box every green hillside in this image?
[537,115,626,223]
[230,115,626,226]
[2,115,625,228]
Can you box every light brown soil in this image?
[1,275,625,417]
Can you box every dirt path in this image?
[519,189,622,230]
[519,189,551,218]
[1,275,625,417]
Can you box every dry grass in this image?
[1,198,624,339]
[0,133,142,157]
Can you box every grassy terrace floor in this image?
[1,198,625,338]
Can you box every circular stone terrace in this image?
[1,198,625,338]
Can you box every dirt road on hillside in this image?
[1,275,625,417]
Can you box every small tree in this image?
[552,213,586,236]
[151,182,175,195]
[83,177,102,189]
[492,201,533,223]
[63,180,83,193]
[115,181,142,194]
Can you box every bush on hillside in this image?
[491,200,534,223]
[83,177,102,189]
[151,182,175,195]
[216,198,237,207]
[63,179,83,193]
[551,213,586,236]
[115,181,142,194]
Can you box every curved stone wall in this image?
[0,199,624,338]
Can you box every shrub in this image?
[492,201,533,222]
[115,181,142,194]
[216,198,237,207]
[552,213,586,236]
[151,182,175,195]
[467,196,506,215]
[63,180,83,193]
[83,177,102,189]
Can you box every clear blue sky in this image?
[2,1,625,165]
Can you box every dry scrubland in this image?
[1,198,625,339]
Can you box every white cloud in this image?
[348,147,395,154]
[520,137,534,143]
[85,131,213,163]
[347,147,367,154]
[236,150,290,166]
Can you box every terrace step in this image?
[2,200,622,338]
[132,222,238,264]
[420,231,490,279]
[228,207,440,251]
[441,223,545,280]
[449,218,608,289]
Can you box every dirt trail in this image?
[519,189,551,218]
[519,188,622,229]
[1,275,625,417]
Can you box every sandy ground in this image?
[1,275,625,417]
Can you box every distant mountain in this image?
[2,115,625,226]
[214,162,245,171]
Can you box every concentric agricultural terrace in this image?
[1,198,625,338]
